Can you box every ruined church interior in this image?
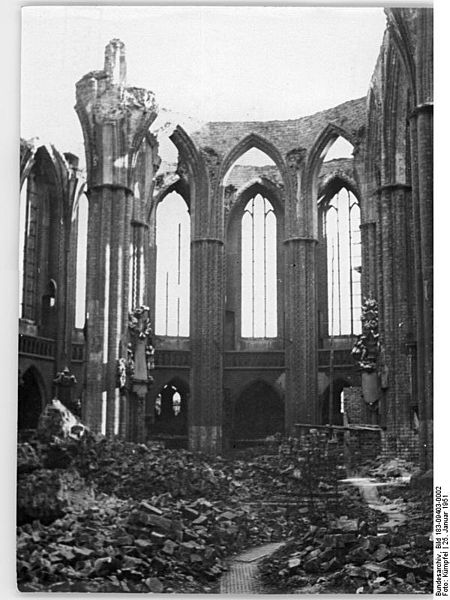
[18,7,433,472]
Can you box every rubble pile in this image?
[17,493,243,593]
[364,457,420,481]
[17,404,432,593]
[17,439,322,593]
[259,490,433,594]
[16,410,357,592]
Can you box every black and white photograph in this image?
[12,2,440,595]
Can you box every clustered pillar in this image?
[284,149,318,430]
[190,238,224,453]
[189,149,224,454]
[410,107,433,471]
[284,238,318,426]
[75,39,158,438]
[377,184,414,444]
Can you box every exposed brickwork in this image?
[19,10,432,465]
[344,386,365,424]
[191,98,366,163]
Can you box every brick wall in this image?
[191,97,366,160]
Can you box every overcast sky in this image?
[21,6,387,163]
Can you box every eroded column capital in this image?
[75,40,158,191]
[286,147,307,176]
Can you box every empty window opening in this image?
[321,379,350,426]
[155,192,190,336]
[42,279,57,309]
[241,194,277,338]
[324,187,361,336]
[224,148,277,186]
[323,136,354,162]
[19,177,38,320]
[18,179,28,317]
[152,381,188,438]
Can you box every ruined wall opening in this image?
[317,135,361,339]
[19,173,39,322]
[321,186,361,337]
[18,177,28,318]
[224,144,284,347]
[18,367,44,430]
[154,192,190,337]
[151,377,189,438]
[241,193,277,338]
[233,380,284,440]
[323,136,354,162]
[41,279,57,337]
[321,378,350,426]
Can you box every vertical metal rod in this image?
[336,192,342,335]
[348,189,354,335]
[177,297,180,338]
[251,196,255,338]
[165,271,169,336]
[177,222,181,286]
[329,242,335,425]
[133,228,138,309]
[263,197,267,337]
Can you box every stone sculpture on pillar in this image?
[53,367,79,417]
[352,298,381,420]
[117,306,155,442]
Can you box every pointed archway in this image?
[233,380,284,440]
[151,377,189,439]
[18,367,45,430]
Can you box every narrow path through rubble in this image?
[220,478,408,594]
[219,542,285,593]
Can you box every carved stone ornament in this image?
[201,147,221,187]
[286,147,307,173]
[116,357,127,389]
[118,306,155,391]
[177,160,189,181]
[351,297,381,372]
[224,184,237,217]
[128,305,153,340]
[53,367,77,388]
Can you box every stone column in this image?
[189,148,224,454]
[377,184,414,446]
[284,149,318,429]
[75,39,158,436]
[409,104,433,469]
[411,8,433,471]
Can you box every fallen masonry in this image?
[17,402,433,593]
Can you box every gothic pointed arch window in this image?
[19,175,38,321]
[18,177,28,318]
[321,185,361,336]
[241,193,277,338]
[154,191,190,337]
[223,145,281,344]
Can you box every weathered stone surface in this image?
[36,399,87,444]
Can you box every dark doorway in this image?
[321,378,350,426]
[18,367,44,430]
[151,378,189,438]
[233,380,284,440]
